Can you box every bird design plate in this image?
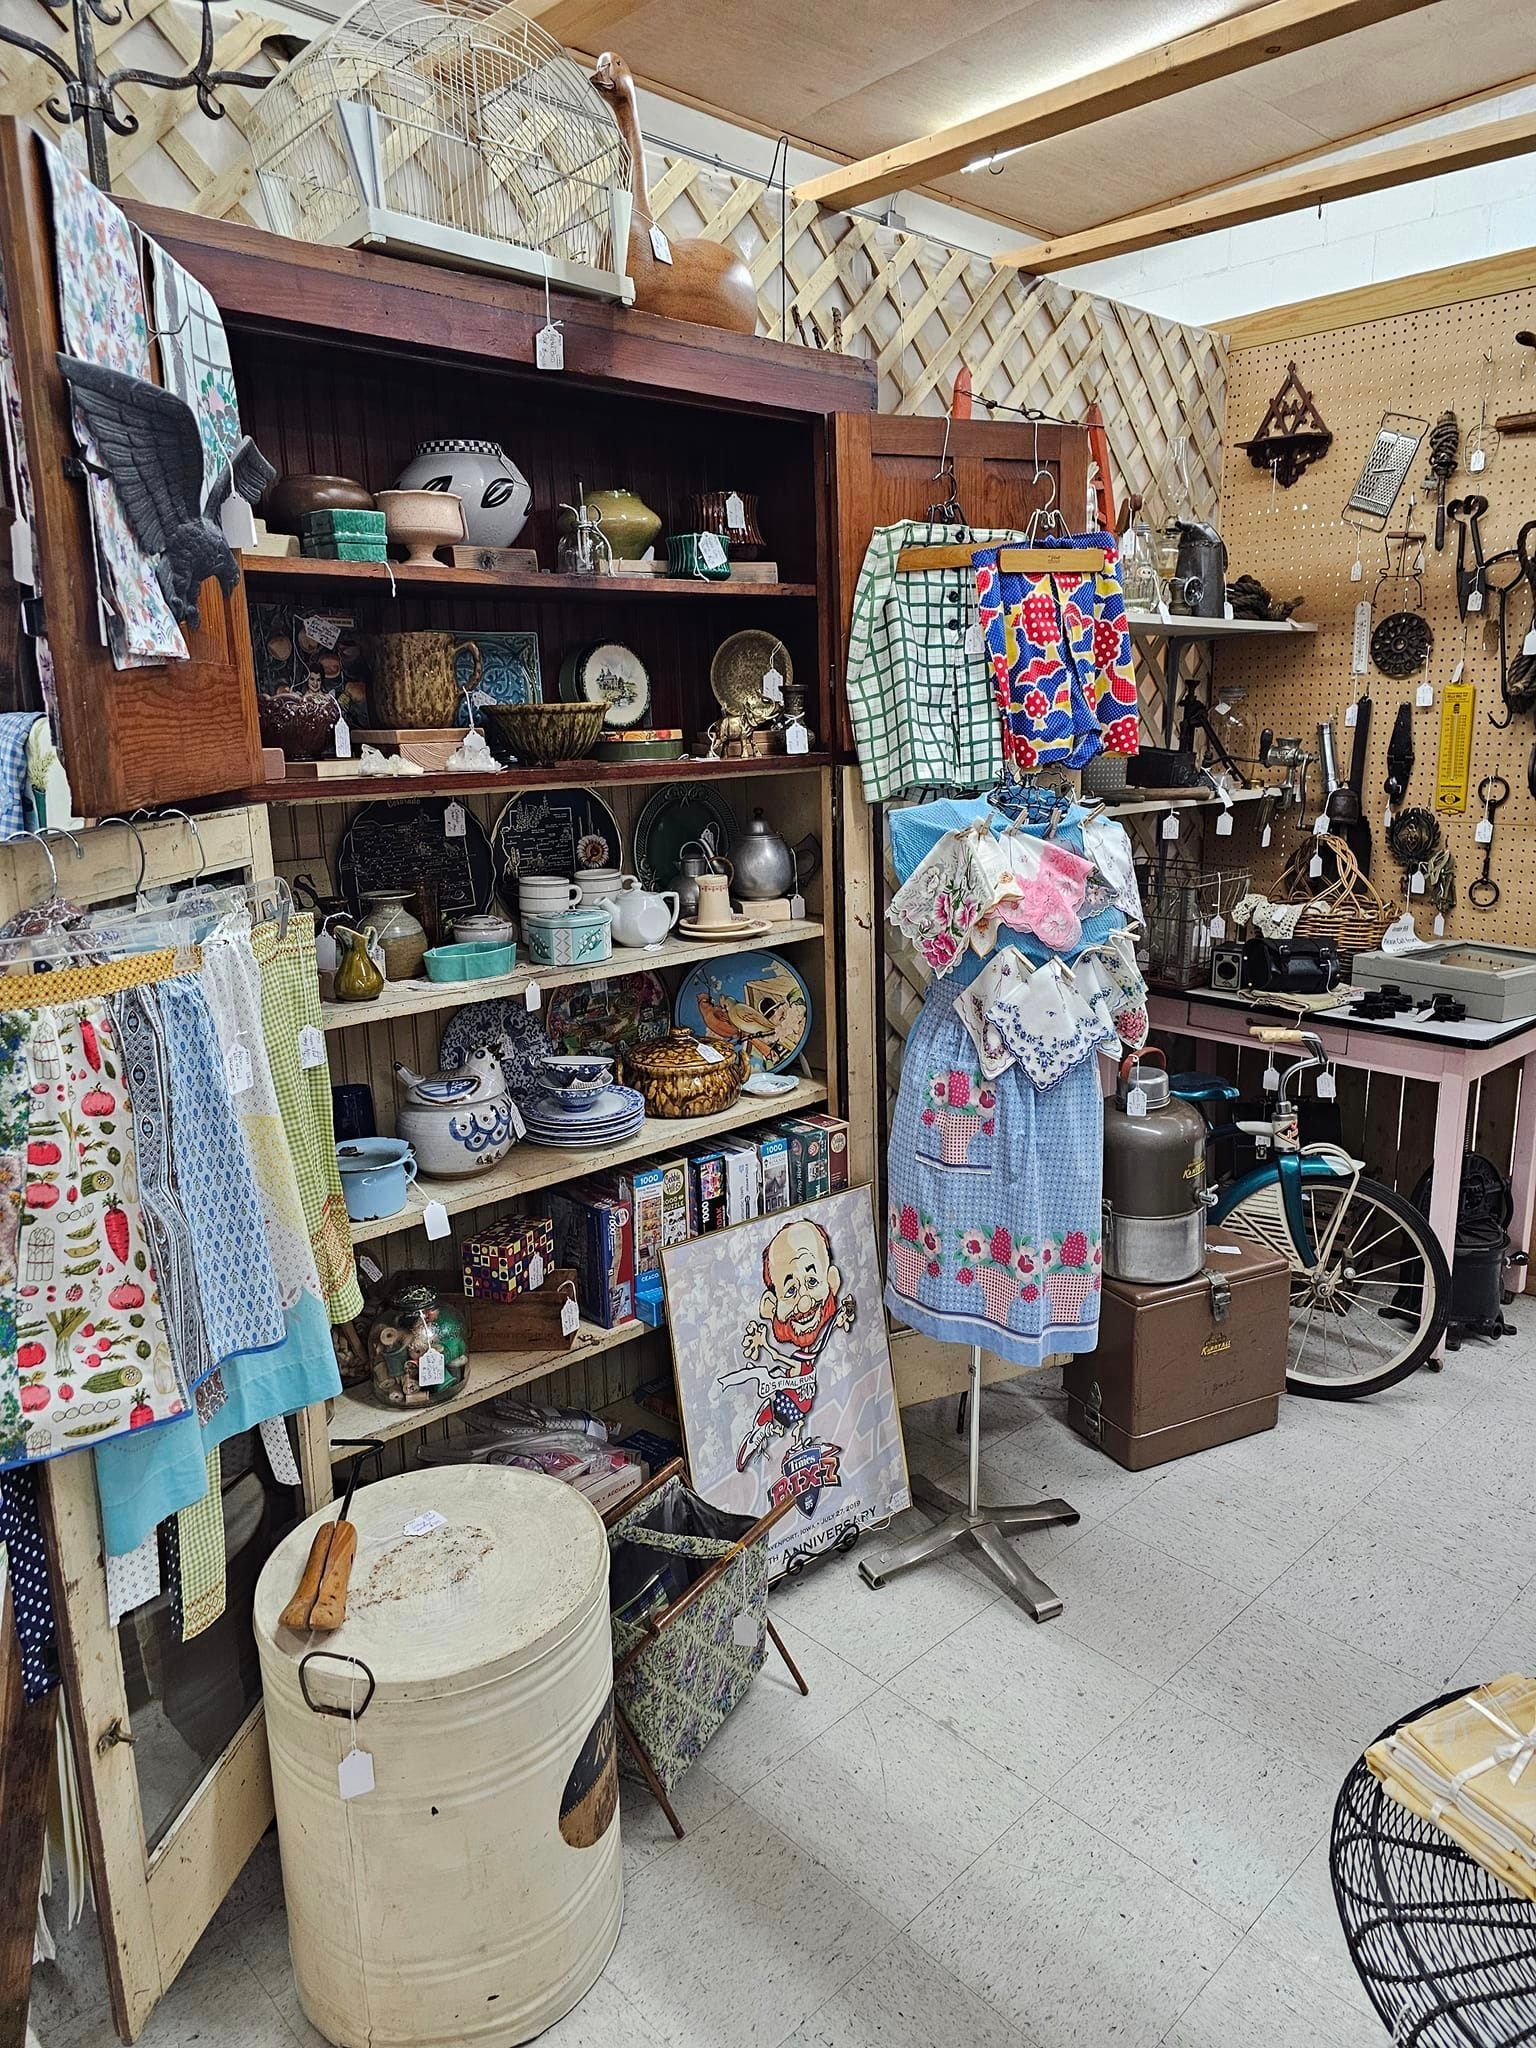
[545,973,671,1060]
[673,949,811,1073]
[632,785,737,891]
[490,787,623,898]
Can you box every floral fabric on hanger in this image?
[975,829,1094,954]
[971,531,1138,771]
[886,822,993,975]
[1074,931,1150,1052]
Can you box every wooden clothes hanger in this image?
[895,415,1107,573]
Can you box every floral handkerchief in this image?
[887,823,991,975]
[954,945,1030,1078]
[985,956,1118,1090]
[149,243,242,501]
[1081,813,1143,925]
[1074,929,1150,1051]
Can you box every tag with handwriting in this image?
[560,1296,580,1336]
[298,1025,326,1069]
[535,322,564,371]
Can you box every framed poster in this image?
[661,1189,909,1572]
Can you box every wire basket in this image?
[1139,860,1251,984]
[1332,1697,1536,2046]
[248,0,633,300]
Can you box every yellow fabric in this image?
[0,947,191,1005]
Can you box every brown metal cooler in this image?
[1063,1235,1290,1470]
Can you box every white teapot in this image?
[608,877,681,949]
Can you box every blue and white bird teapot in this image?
[394,1047,520,1179]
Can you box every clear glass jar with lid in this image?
[368,1283,470,1408]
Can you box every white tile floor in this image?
[33,1307,1536,2048]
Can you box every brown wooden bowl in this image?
[481,703,605,766]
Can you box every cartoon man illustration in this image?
[720,1217,856,1472]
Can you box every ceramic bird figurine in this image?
[55,353,274,629]
[590,53,758,337]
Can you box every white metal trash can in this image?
[253,1465,621,2047]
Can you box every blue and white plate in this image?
[438,998,550,1098]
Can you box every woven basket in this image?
[1286,835,1396,968]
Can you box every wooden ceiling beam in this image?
[790,0,1441,212]
[996,106,1536,271]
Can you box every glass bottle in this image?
[368,1283,469,1408]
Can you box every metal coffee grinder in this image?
[1102,1051,1213,1284]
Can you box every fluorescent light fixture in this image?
[961,144,1030,174]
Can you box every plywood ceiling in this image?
[545,0,1524,234]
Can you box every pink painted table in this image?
[1148,987,1536,1312]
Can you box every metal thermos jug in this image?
[1102,1051,1212,1284]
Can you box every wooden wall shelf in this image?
[248,754,837,804]
[243,557,818,601]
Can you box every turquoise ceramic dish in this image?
[423,940,517,982]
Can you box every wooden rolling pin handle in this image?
[278,1526,334,1631]
[307,1521,358,1633]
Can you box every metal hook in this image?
[97,816,149,899]
[153,809,208,882]
[3,830,59,903]
[934,412,953,482]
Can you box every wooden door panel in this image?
[0,120,262,818]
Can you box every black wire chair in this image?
[1332,1694,1536,2046]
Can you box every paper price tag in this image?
[535,322,564,371]
[1309,853,1324,879]
[358,1254,383,1284]
[508,1099,526,1141]
[224,1042,253,1095]
[1434,912,1446,936]
[1468,587,1484,614]
[1261,824,1272,848]
[1476,818,1494,844]
[1383,805,1394,831]
[1350,558,1363,582]
[732,1612,759,1650]
[221,490,258,550]
[403,1510,446,1536]
[1207,914,1226,941]
[761,668,784,704]
[1451,660,1465,685]
[785,721,810,756]
[10,515,32,588]
[1415,683,1434,708]
[648,223,673,264]
[338,1748,375,1800]
[1262,1064,1280,1092]
[423,1200,451,1241]
[1215,810,1234,837]
[334,718,352,759]
[524,981,542,1012]
[1410,868,1426,895]
[1213,701,1230,719]
[1470,447,1487,472]
[1313,814,1329,837]
[527,1251,546,1290]
[1344,701,1358,727]
[962,620,984,656]
[298,1025,326,1069]
[444,801,466,839]
[695,1042,725,1064]
[1161,811,1180,841]
[560,1296,580,1337]
[416,1348,445,1388]
[788,892,806,921]
[303,614,343,650]
[1125,1086,1148,1118]
[1317,1069,1337,1100]
[698,532,727,571]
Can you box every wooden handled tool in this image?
[278,1439,381,1633]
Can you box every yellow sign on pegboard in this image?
[1435,683,1476,813]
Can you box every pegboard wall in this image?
[1220,284,1536,945]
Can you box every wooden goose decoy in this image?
[590,52,758,337]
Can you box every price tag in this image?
[560,1296,580,1337]
[761,668,784,705]
[1451,660,1465,684]
[1161,811,1180,841]
[508,1099,526,1140]
[648,223,673,264]
[693,532,725,572]
[403,1510,447,1536]
[788,892,806,921]
[1262,1063,1280,1091]
[528,1251,546,1290]
[334,717,352,760]
[338,1749,375,1801]
[1261,824,1272,848]
[1416,683,1434,708]
[1383,804,1393,832]
[1213,701,1230,719]
[444,801,466,839]
[1350,555,1363,582]
[303,614,342,651]
[1313,813,1329,837]
[1207,914,1226,941]
[224,1042,253,1095]
[1434,912,1446,936]
[1344,701,1358,727]
[535,322,564,371]
[358,1254,383,1284]
[10,514,33,588]
[732,1612,760,1650]
[221,491,257,551]
[417,1347,445,1387]
[1410,868,1426,895]
[725,491,745,529]
[1309,853,1324,879]
[423,1200,451,1241]
[1476,817,1494,844]
[695,1042,725,1064]
[785,721,810,756]
[1125,1086,1148,1118]
[1524,629,1536,659]
[1317,1068,1337,1100]
[298,1024,326,1069]
[524,981,542,1012]
[1215,810,1234,837]
[1471,447,1487,472]
[963,620,984,656]
[1468,586,1484,614]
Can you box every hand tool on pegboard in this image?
[1434,680,1476,812]
[1422,410,1460,551]
[278,1438,383,1632]
[1469,775,1510,910]
[1384,701,1415,815]
[1448,495,1490,618]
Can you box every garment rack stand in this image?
[858,1344,1080,1620]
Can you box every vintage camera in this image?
[1210,942,1247,993]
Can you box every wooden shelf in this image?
[241,556,817,600]
[323,920,825,1031]
[1127,612,1317,640]
[245,753,836,804]
[1103,785,1274,818]
[327,1316,645,1456]
[349,1075,828,1245]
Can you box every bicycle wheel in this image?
[1219,1173,1450,1398]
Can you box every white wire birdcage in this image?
[247,0,635,302]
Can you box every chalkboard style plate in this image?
[491,787,624,900]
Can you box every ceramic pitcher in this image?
[373,631,459,727]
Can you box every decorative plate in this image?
[490,786,623,898]
[632,785,738,891]
[709,629,792,721]
[453,630,541,726]
[546,973,671,1060]
[437,997,551,1098]
[559,641,651,728]
[674,949,812,1073]
[677,915,772,941]
[336,798,494,922]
